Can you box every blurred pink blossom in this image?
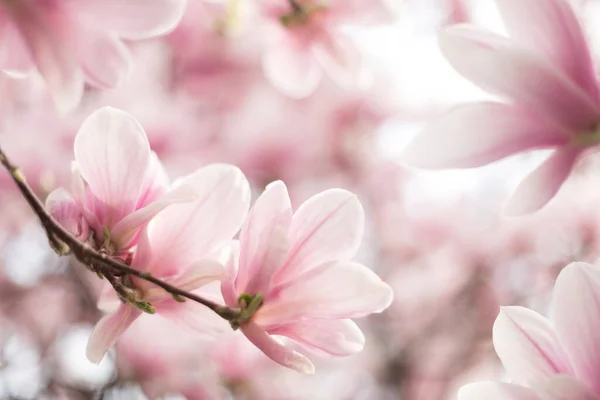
[0,0,187,111]
[258,0,395,98]
[459,261,600,399]
[403,0,600,215]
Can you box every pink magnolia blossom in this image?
[45,106,198,256]
[402,0,600,215]
[0,0,187,111]
[258,0,396,98]
[87,163,251,363]
[221,180,393,373]
[458,261,600,400]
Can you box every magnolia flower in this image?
[402,0,600,215]
[0,0,187,111]
[258,0,396,98]
[45,107,196,256]
[459,262,600,399]
[221,181,393,373]
[87,163,251,363]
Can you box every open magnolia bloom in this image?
[258,0,396,98]
[45,107,197,256]
[221,181,393,373]
[0,0,187,111]
[87,163,251,363]
[402,0,600,215]
[459,262,600,400]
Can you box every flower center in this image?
[279,0,327,28]
[571,125,600,147]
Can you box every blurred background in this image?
[1,0,600,399]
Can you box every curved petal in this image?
[458,382,540,400]
[70,0,188,39]
[74,107,151,228]
[312,32,366,90]
[45,187,89,241]
[143,259,225,302]
[495,0,598,101]
[276,189,364,282]
[493,306,572,384]
[536,375,598,400]
[97,282,121,313]
[551,262,600,394]
[110,182,197,250]
[80,31,132,89]
[262,24,322,99]
[402,102,569,169]
[236,180,293,295]
[504,147,581,215]
[155,298,230,338]
[0,16,33,74]
[260,261,393,326]
[439,25,599,131]
[271,319,365,357]
[8,1,83,111]
[134,164,250,277]
[241,321,315,373]
[86,303,141,364]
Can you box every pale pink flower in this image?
[402,0,600,215]
[0,0,187,111]
[221,180,393,373]
[45,106,196,256]
[458,262,600,399]
[258,0,396,98]
[87,163,251,363]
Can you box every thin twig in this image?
[0,145,241,322]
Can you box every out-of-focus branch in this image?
[0,145,241,322]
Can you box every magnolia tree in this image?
[0,0,598,399]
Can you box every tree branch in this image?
[0,145,241,322]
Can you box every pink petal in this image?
[551,262,600,394]
[45,188,89,241]
[536,375,599,400]
[402,102,569,169]
[458,382,540,400]
[97,282,121,313]
[143,259,225,302]
[74,107,152,229]
[0,15,33,74]
[270,319,365,357]
[493,306,572,384]
[241,321,315,373]
[312,32,366,90]
[71,0,188,40]
[328,0,398,25]
[260,261,393,326]
[439,25,599,131]
[110,182,197,250]
[276,189,364,283]
[262,24,322,98]
[8,1,83,111]
[86,303,141,364]
[133,164,250,277]
[505,147,581,215]
[79,30,132,89]
[495,0,599,101]
[156,298,230,338]
[236,181,293,296]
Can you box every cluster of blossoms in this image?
[3,0,600,398]
[45,106,393,373]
